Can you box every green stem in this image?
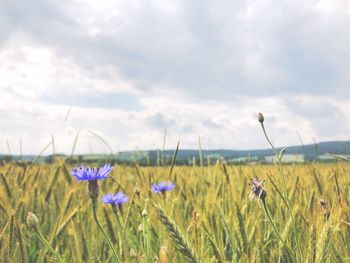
[261,123,289,196]
[260,122,302,260]
[33,228,64,263]
[262,200,294,259]
[260,123,278,156]
[113,209,123,228]
[121,190,135,240]
[142,216,151,262]
[92,199,120,263]
[113,210,124,260]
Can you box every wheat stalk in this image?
[316,224,332,263]
[307,225,316,263]
[156,205,200,263]
[235,202,248,254]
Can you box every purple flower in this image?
[249,176,267,201]
[101,192,129,205]
[71,164,112,181]
[151,181,175,193]
[71,164,113,199]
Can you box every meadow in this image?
[0,160,349,262]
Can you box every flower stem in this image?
[262,200,294,259]
[260,122,302,260]
[33,227,64,263]
[260,123,289,197]
[92,199,120,263]
[113,210,124,260]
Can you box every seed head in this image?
[257,112,265,123]
[26,212,39,229]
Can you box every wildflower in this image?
[249,176,267,201]
[257,112,265,123]
[101,192,128,213]
[151,181,175,194]
[72,164,120,261]
[319,198,330,221]
[101,192,129,205]
[71,164,112,181]
[71,164,113,199]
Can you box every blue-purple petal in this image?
[101,192,128,205]
[71,164,113,181]
[151,181,175,193]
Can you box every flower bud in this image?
[257,112,264,123]
[138,223,144,232]
[142,208,148,217]
[27,212,39,229]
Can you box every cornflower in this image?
[101,192,129,213]
[151,181,175,194]
[71,164,120,262]
[71,164,112,199]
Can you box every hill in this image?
[2,140,349,165]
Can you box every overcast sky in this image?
[1,0,350,154]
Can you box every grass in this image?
[0,161,349,262]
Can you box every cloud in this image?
[0,0,350,154]
[3,0,350,98]
[285,96,350,138]
[147,113,176,129]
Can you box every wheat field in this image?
[0,160,349,262]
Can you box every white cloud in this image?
[0,45,136,99]
[0,0,350,154]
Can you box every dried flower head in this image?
[249,176,267,201]
[319,199,327,208]
[257,112,265,123]
[319,198,330,221]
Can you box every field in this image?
[0,161,349,263]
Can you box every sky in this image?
[1,0,350,155]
